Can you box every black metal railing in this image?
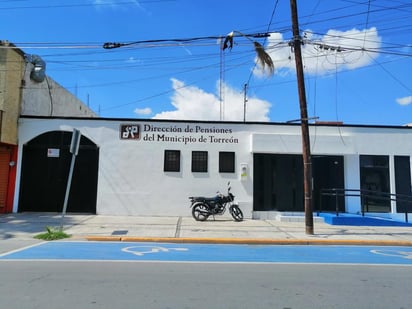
[319,188,412,222]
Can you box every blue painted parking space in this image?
[1,241,412,265]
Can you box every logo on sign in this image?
[120,124,140,140]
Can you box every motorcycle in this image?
[189,183,243,222]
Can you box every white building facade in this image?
[14,116,412,221]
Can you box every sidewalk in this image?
[1,212,412,246]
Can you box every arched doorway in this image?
[19,130,99,213]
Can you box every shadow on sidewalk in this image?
[0,212,93,239]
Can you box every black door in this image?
[394,156,412,213]
[19,131,99,213]
[253,154,303,211]
[254,154,344,212]
[312,156,345,212]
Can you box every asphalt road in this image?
[1,241,412,308]
[0,261,411,309]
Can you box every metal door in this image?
[18,131,99,213]
[0,147,11,211]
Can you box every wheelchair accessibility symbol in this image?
[370,249,412,260]
[122,245,189,256]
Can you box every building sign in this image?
[120,124,140,140]
[120,123,238,144]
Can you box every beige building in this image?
[0,40,96,213]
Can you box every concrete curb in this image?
[84,236,412,246]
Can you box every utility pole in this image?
[219,40,225,121]
[290,0,314,235]
[243,83,248,122]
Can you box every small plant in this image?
[34,226,71,241]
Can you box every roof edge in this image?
[19,115,412,130]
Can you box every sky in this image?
[1,0,411,125]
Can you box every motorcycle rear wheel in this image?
[192,203,209,221]
[230,205,243,222]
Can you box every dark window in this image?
[192,151,208,172]
[164,150,180,172]
[219,152,235,173]
[394,156,411,213]
[360,155,390,212]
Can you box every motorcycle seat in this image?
[189,196,218,202]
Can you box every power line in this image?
[102,32,271,49]
[0,0,174,10]
[242,0,280,122]
[3,1,409,116]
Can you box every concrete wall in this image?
[20,62,96,117]
[0,41,96,145]
[16,118,253,217]
[0,42,25,145]
[15,117,412,218]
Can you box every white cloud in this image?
[152,78,271,121]
[134,107,152,115]
[396,96,412,106]
[265,27,381,75]
[126,57,139,63]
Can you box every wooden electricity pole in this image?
[290,0,314,235]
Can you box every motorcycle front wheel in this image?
[192,203,209,221]
[229,205,243,222]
